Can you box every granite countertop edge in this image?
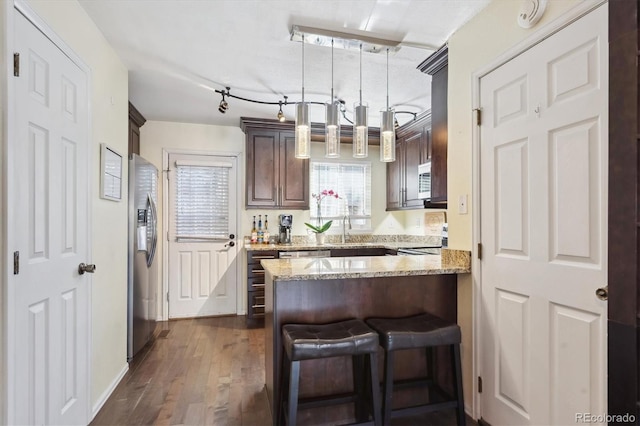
[261,249,472,281]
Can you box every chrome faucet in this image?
[342,214,352,244]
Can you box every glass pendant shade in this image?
[325,101,340,158]
[380,109,396,162]
[295,102,310,159]
[353,103,368,158]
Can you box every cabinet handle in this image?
[251,283,265,288]
[251,269,265,274]
[252,304,266,309]
[280,186,284,205]
[252,256,275,260]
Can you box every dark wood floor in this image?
[91,316,475,426]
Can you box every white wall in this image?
[21,0,130,415]
[0,2,6,421]
[447,0,585,413]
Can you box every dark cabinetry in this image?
[246,250,278,320]
[419,45,449,206]
[244,127,309,209]
[386,115,432,210]
[330,248,387,257]
[128,102,146,155]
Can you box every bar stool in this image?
[279,319,382,426]
[366,313,465,425]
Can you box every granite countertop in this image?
[245,241,439,251]
[260,249,471,281]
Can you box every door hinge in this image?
[477,243,483,260]
[478,376,483,393]
[166,292,170,302]
[13,251,19,274]
[13,53,19,77]
[475,108,482,126]
[167,231,170,242]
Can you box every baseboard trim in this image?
[90,363,129,421]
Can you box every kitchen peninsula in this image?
[260,250,470,424]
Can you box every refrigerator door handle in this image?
[146,193,158,267]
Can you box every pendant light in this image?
[353,43,368,158]
[295,34,311,159]
[325,39,340,158]
[380,48,396,162]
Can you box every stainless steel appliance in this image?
[127,154,158,361]
[397,247,441,255]
[418,161,431,199]
[278,250,331,259]
[278,214,293,244]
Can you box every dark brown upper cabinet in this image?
[418,45,448,206]
[128,102,146,156]
[386,113,432,210]
[242,121,309,209]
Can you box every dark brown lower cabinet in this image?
[246,250,278,321]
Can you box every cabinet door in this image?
[246,130,279,207]
[403,131,424,207]
[430,65,448,202]
[386,140,403,210]
[279,132,309,208]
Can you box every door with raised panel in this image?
[10,10,90,425]
[479,5,608,425]
[167,153,238,318]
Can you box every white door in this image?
[168,153,238,318]
[10,10,90,425]
[479,5,607,425]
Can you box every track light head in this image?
[218,99,228,114]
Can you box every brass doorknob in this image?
[78,263,96,275]
[595,286,608,301]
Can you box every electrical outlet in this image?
[415,217,421,227]
[458,195,468,215]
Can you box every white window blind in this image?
[310,161,371,224]
[174,163,230,240]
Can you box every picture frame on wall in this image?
[100,143,123,201]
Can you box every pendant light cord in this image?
[359,43,363,106]
[331,39,334,102]
[386,48,389,111]
[302,34,305,103]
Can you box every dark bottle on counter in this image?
[257,214,264,243]
[251,216,257,243]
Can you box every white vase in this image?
[315,232,326,245]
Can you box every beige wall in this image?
[447,0,585,413]
[23,0,130,415]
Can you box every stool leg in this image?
[288,360,301,426]
[279,353,290,426]
[368,352,382,426]
[382,350,394,426]
[352,354,366,422]
[452,344,465,426]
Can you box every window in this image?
[174,161,231,239]
[310,161,371,232]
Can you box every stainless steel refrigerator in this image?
[127,154,158,361]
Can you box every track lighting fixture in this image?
[277,99,286,122]
[218,91,228,114]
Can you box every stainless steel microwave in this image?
[418,161,431,199]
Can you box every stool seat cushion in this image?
[283,319,379,361]
[366,313,461,351]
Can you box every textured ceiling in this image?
[79,0,490,128]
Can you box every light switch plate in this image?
[458,194,468,215]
